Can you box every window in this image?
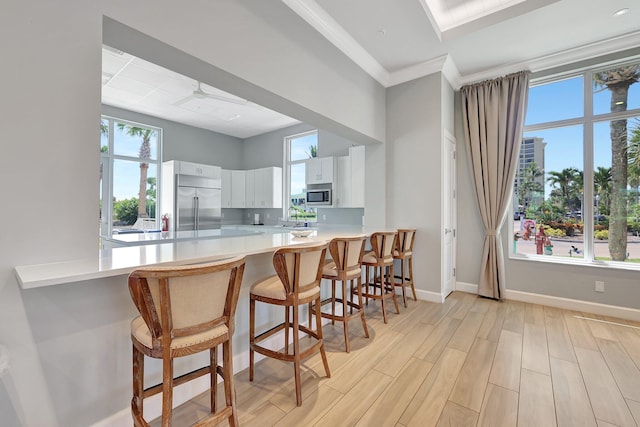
[100,116,162,236]
[284,131,318,222]
[512,59,640,266]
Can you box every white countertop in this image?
[14,225,373,289]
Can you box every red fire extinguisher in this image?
[161,214,169,232]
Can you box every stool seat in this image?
[251,275,320,301]
[322,261,361,279]
[131,316,228,351]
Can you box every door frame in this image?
[441,129,457,299]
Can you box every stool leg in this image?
[132,344,144,423]
[249,297,255,381]
[161,356,173,427]
[357,275,369,338]
[211,347,217,413]
[400,258,407,308]
[409,257,417,301]
[342,279,350,353]
[365,266,370,305]
[292,304,302,406]
[316,295,331,379]
[389,264,400,314]
[379,266,388,324]
[331,280,336,325]
[284,306,290,355]
[223,339,239,427]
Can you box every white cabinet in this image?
[305,157,334,185]
[246,167,282,209]
[335,145,365,208]
[222,170,247,208]
[174,160,219,178]
[231,170,246,208]
[221,169,232,208]
[245,170,256,208]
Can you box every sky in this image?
[525,73,640,198]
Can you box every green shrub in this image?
[594,230,608,240]
[113,198,139,225]
[544,227,566,237]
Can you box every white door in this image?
[443,130,457,298]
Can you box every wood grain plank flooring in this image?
[152,293,640,427]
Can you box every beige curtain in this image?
[461,71,529,299]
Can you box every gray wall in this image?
[102,105,244,169]
[0,2,386,425]
[386,73,446,295]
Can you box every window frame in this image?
[283,130,318,221]
[511,57,640,269]
[100,115,163,236]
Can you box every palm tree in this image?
[116,124,157,219]
[547,168,580,210]
[517,162,544,211]
[627,120,640,207]
[306,144,317,158]
[594,65,640,260]
[594,166,612,216]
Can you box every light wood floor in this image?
[155,292,640,427]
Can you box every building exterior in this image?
[513,136,546,215]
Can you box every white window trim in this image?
[283,130,317,221]
[511,58,640,268]
[100,115,163,236]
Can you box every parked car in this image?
[514,212,524,220]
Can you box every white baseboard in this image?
[415,288,445,303]
[454,281,640,322]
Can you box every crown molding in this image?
[458,29,640,86]
[282,0,389,86]
[386,54,462,89]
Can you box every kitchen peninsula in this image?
[14,225,373,289]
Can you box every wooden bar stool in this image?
[128,256,246,427]
[249,241,330,407]
[360,231,399,324]
[394,229,417,307]
[315,235,369,353]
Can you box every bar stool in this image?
[315,235,369,353]
[394,229,417,307]
[128,256,246,427]
[249,241,330,407]
[360,231,399,324]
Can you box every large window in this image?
[285,131,318,222]
[513,59,640,266]
[100,116,161,235]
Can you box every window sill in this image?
[508,252,640,272]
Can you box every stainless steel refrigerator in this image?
[175,174,222,231]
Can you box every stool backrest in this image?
[396,229,416,255]
[128,256,245,346]
[273,241,327,298]
[370,231,397,263]
[329,235,366,273]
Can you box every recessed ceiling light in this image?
[377,28,387,36]
[613,8,629,17]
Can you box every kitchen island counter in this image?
[14,225,375,289]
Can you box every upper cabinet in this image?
[245,167,282,209]
[173,160,220,178]
[305,157,334,185]
[335,145,365,208]
[222,169,246,208]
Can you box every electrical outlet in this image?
[266,213,270,219]
[247,213,251,218]
[322,214,326,221]
[595,281,605,292]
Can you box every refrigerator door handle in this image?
[194,196,199,230]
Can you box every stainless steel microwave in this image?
[306,188,332,205]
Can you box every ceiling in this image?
[102,0,640,137]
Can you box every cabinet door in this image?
[221,169,232,208]
[245,170,256,208]
[231,170,246,208]
[336,156,350,207]
[320,157,334,183]
[305,157,333,184]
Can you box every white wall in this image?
[386,73,445,295]
[0,1,387,425]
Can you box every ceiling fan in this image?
[174,81,248,106]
